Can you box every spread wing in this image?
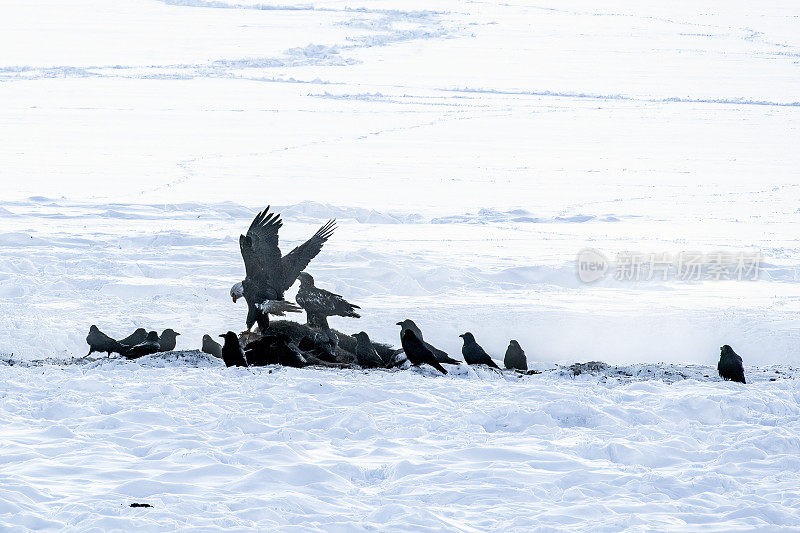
[239,207,283,296]
[280,219,336,291]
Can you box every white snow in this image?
[1,0,799,529]
[2,355,799,530]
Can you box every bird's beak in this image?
[176,333,181,336]
[395,322,402,326]
[458,334,464,338]
[232,295,238,303]
[219,334,225,338]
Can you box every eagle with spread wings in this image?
[230,207,336,332]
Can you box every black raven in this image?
[86,325,125,357]
[718,345,746,384]
[201,334,223,358]
[353,331,385,368]
[219,331,247,367]
[396,319,460,365]
[158,329,180,352]
[460,332,499,369]
[401,329,447,374]
[123,331,161,359]
[504,340,527,371]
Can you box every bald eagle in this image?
[231,206,336,332]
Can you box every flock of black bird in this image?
[86,326,180,359]
[86,206,748,384]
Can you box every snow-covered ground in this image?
[2,354,800,530]
[1,0,800,529]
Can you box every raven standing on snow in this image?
[202,334,223,358]
[123,331,161,359]
[86,325,125,357]
[401,329,447,374]
[220,331,247,368]
[230,207,336,332]
[353,331,385,368]
[158,329,180,352]
[504,340,527,371]
[460,332,500,369]
[396,319,460,365]
[718,345,746,384]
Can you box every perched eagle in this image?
[295,272,360,327]
[231,207,336,332]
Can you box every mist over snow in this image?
[2,198,800,366]
[1,0,800,530]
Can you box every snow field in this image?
[2,356,799,530]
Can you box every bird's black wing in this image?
[239,207,283,296]
[305,287,360,317]
[424,341,459,364]
[477,345,499,368]
[119,328,146,347]
[280,220,336,292]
